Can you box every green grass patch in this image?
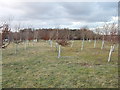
[2,40,118,88]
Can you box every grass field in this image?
[2,40,118,88]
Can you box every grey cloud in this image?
[7,2,117,28]
[20,2,117,22]
[60,2,117,22]
[20,2,66,20]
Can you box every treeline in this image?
[6,28,99,41]
[1,26,119,45]
[5,28,118,42]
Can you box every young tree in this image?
[109,23,117,52]
[14,23,21,54]
[94,28,100,48]
[33,30,39,42]
[25,29,29,50]
[48,29,56,47]
[100,26,106,50]
[101,23,110,49]
[80,28,86,51]
[56,28,70,58]
[0,16,13,49]
[107,23,117,62]
[55,28,59,52]
[1,24,11,49]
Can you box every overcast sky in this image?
[0,1,118,30]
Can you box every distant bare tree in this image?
[14,23,21,54]
[80,28,86,51]
[94,28,100,48]
[48,29,57,47]
[101,23,111,49]
[70,30,75,47]
[33,30,39,42]
[110,23,117,43]
[100,24,107,50]
[0,16,13,48]
[1,24,11,48]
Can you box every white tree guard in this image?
[71,40,74,47]
[108,46,113,62]
[55,42,59,51]
[58,45,61,58]
[48,39,52,47]
[81,39,84,51]
[112,44,115,52]
[101,40,104,49]
[89,40,91,42]
[94,39,96,48]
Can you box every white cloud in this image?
[110,16,118,22]
[0,1,118,30]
